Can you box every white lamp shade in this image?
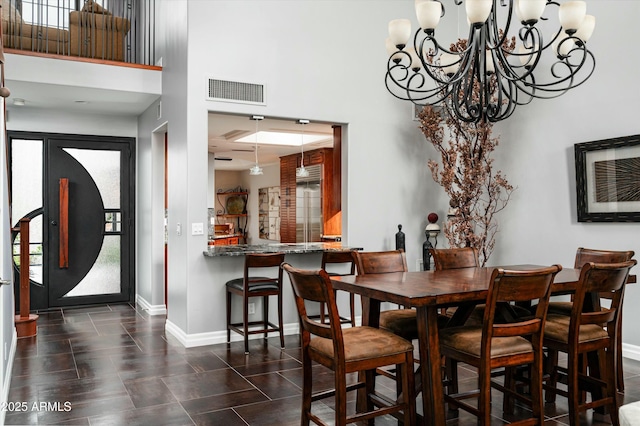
[559,0,586,33]
[389,19,411,47]
[515,0,546,24]
[485,50,495,74]
[416,1,442,30]
[408,48,423,70]
[386,38,403,61]
[553,35,575,57]
[465,0,493,25]
[518,43,538,66]
[440,52,460,75]
[574,14,595,43]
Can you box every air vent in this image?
[207,78,266,105]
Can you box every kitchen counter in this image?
[203,242,362,257]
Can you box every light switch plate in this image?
[192,223,204,235]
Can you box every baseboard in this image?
[1,330,17,426]
[164,319,301,348]
[135,294,167,316]
[622,342,640,362]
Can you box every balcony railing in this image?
[1,0,156,66]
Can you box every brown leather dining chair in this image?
[543,260,636,426]
[282,263,416,426]
[545,247,634,391]
[439,265,562,426]
[226,252,286,354]
[317,250,356,326]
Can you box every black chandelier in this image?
[385,0,596,123]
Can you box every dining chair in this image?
[543,260,636,426]
[353,249,415,340]
[282,263,416,426]
[226,252,286,354]
[353,249,418,395]
[316,250,356,326]
[545,247,634,392]
[439,264,562,426]
[429,247,482,396]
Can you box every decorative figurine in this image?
[395,224,405,251]
[422,213,441,270]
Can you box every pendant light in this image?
[296,119,310,178]
[249,115,264,176]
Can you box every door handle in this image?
[0,278,10,286]
[59,178,69,269]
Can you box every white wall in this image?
[492,1,640,348]
[136,100,167,312]
[153,0,444,336]
[144,0,640,351]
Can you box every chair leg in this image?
[616,316,624,391]
[226,290,232,344]
[445,358,459,396]
[349,293,356,326]
[301,349,312,425]
[243,296,250,354]
[263,295,269,340]
[277,292,284,349]
[568,351,580,426]
[479,364,491,426]
[319,301,326,324]
[607,346,621,426]
[401,353,417,426]
[335,367,348,426]
[530,355,545,425]
[545,348,559,403]
[503,366,516,414]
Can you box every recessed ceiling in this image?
[208,113,335,171]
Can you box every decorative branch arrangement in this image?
[418,103,514,266]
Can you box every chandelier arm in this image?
[506,48,594,99]
[485,1,513,51]
[416,32,475,87]
[385,69,452,105]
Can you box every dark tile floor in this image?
[5,303,640,425]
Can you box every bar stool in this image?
[318,250,356,326]
[226,252,285,354]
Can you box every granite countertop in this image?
[203,242,362,257]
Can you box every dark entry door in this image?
[10,133,135,310]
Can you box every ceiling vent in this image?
[207,78,266,105]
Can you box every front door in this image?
[10,132,135,310]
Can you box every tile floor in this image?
[5,303,640,425]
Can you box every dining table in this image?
[330,265,636,426]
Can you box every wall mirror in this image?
[259,186,280,240]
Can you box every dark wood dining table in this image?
[330,265,636,426]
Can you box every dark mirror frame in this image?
[575,134,640,222]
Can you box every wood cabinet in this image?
[279,144,341,243]
[213,236,240,246]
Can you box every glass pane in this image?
[64,235,120,297]
[64,148,121,209]
[105,211,122,233]
[12,218,44,285]
[11,139,43,225]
